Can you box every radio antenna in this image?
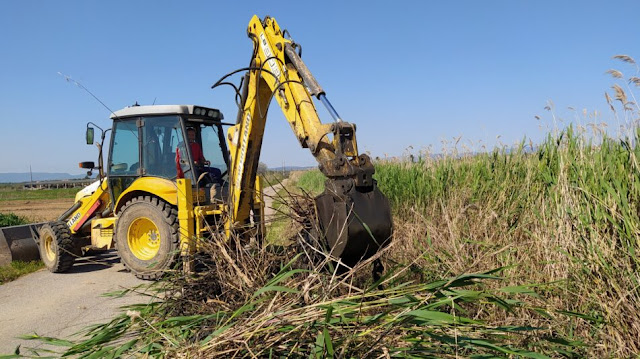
[57,72,119,119]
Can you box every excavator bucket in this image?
[0,223,44,266]
[314,180,392,268]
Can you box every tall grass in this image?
[296,129,640,356]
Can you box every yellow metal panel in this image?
[115,177,178,211]
[228,73,270,224]
[176,179,194,259]
[253,175,263,206]
[66,179,111,235]
[193,204,225,251]
[90,217,116,249]
[249,16,336,162]
[194,204,224,217]
[254,175,265,240]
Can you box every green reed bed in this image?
[293,126,640,357]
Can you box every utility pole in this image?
[29,165,33,188]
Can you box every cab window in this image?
[109,120,139,175]
[141,116,192,180]
[200,124,228,178]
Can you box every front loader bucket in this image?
[0,223,45,266]
[315,180,392,268]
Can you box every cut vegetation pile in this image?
[20,229,585,358]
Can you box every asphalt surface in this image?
[263,179,287,221]
[0,251,147,355]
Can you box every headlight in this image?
[193,107,221,119]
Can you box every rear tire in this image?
[115,196,179,280]
[39,221,77,273]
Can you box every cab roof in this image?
[110,105,223,120]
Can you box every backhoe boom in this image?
[225,15,392,266]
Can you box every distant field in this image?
[0,186,77,202]
[0,187,76,222]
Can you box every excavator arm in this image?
[220,15,392,266]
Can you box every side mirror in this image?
[79,161,95,169]
[86,127,94,145]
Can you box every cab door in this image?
[141,116,191,181]
[107,118,141,204]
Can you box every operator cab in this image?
[105,105,229,204]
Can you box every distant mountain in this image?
[269,165,314,172]
[0,172,87,183]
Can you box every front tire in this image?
[39,221,77,273]
[115,196,179,280]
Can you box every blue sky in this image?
[0,1,638,174]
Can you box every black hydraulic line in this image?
[57,202,82,222]
[235,73,250,125]
[211,67,278,89]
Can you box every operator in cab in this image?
[176,127,222,183]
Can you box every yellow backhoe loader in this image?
[0,15,392,279]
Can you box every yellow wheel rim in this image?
[127,217,161,260]
[43,232,56,262]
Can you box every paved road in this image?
[0,252,147,354]
[263,179,288,221]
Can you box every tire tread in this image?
[39,221,77,273]
[115,196,179,280]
